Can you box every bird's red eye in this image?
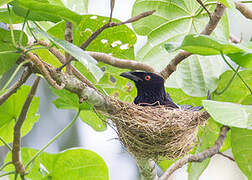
[145,75,151,81]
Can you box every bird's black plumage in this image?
[120,72,178,108]
[120,71,205,111]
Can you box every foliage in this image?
[0,0,251,179]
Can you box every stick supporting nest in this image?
[103,98,210,160]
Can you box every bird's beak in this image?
[120,72,143,82]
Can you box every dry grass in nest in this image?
[103,97,210,160]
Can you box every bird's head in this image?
[120,71,164,86]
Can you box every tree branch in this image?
[160,3,226,80]
[159,126,230,180]
[25,51,64,89]
[12,76,40,176]
[87,51,155,72]
[0,68,31,106]
[37,40,96,89]
[80,10,155,50]
[235,2,252,20]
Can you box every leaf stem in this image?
[214,65,240,95]
[220,52,252,94]
[0,60,30,94]
[0,136,12,151]
[0,171,15,177]
[25,109,81,169]
[19,10,30,47]
[26,22,37,41]
[0,162,13,171]
[7,5,16,48]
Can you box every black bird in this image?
[120,71,204,111]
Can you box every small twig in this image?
[235,2,252,19]
[64,22,73,73]
[218,152,235,162]
[0,162,13,171]
[196,0,211,18]
[37,40,96,89]
[160,3,226,80]
[12,76,40,176]
[87,51,155,72]
[159,126,230,180]
[25,51,64,89]
[109,0,115,23]
[0,67,31,106]
[0,171,15,178]
[80,10,155,50]
[0,136,12,151]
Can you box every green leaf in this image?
[202,100,252,128]
[0,28,28,76]
[52,88,80,110]
[0,85,39,145]
[4,147,108,180]
[33,48,63,68]
[214,70,252,105]
[179,34,243,55]
[0,7,24,24]
[79,110,107,131]
[178,35,252,69]
[35,26,104,81]
[0,0,13,6]
[132,0,229,97]
[10,0,82,24]
[52,88,106,131]
[231,127,252,179]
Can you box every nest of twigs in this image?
[103,98,210,160]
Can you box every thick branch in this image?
[235,2,252,20]
[0,68,31,106]
[12,77,40,176]
[160,3,226,80]
[159,126,230,180]
[87,51,155,72]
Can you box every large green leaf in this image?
[0,28,28,77]
[178,34,252,69]
[132,0,229,97]
[52,88,107,131]
[202,100,252,128]
[0,85,39,145]
[179,34,243,55]
[214,70,252,105]
[231,128,252,179]
[10,0,82,24]
[35,26,104,81]
[4,147,108,180]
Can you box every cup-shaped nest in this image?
[104,98,210,159]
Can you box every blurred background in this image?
[0,0,251,179]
